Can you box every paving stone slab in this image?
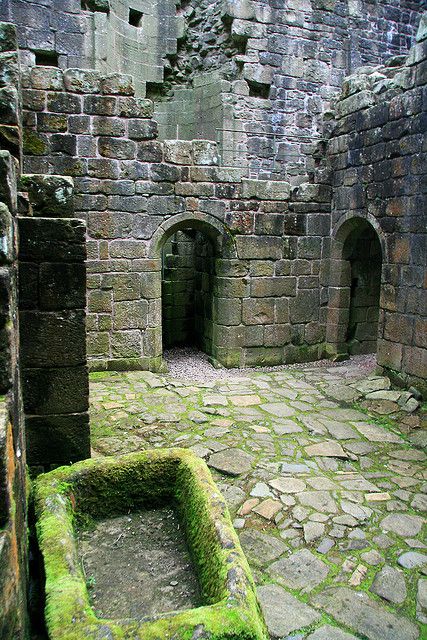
[208,448,255,476]
[269,477,306,493]
[417,579,427,624]
[305,441,349,458]
[307,624,358,639]
[257,583,321,638]
[311,587,419,640]
[260,402,296,417]
[370,565,407,604]
[398,552,427,569]
[229,394,262,406]
[381,513,424,537]
[252,498,282,520]
[268,549,329,592]
[239,529,287,566]
[298,490,338,514]
[351,422,404,443]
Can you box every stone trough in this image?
[34,448,267,640]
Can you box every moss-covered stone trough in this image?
[34,448,268,640]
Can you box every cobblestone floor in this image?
[90,354,426,640]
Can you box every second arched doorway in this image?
[326,215,384,357]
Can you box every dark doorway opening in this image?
[161,229,215,356]
[343,221,382,354]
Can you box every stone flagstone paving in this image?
[89,357,426,639]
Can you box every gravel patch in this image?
[163,347,377,384]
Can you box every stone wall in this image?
[20,65,334,369]
[0,1,423,180]
[325,16,427,393]
[0,22,28,640]
[18,175,91,468]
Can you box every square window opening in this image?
[34,51,59,67]
[129,8,143,27]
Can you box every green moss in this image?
[22,130,48,155]
[34,449,268,640]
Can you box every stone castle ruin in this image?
[0,0,426,637]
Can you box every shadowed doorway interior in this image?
[162,229,215,357]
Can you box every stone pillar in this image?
[18,175,90,468]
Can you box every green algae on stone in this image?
[34,448,268,640]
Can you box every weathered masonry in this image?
[0,1,424,388]
[0,2,426,637]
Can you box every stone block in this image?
[295,183,332,203]
[19,174,74,217]
[30,66,64,91]
[290,290,319,323]
[236,236,282,259]
[0,151,17,213]
[377,339,403,370]
[0,22,17,53]
[38,263,85,310]
[222,0,255,20]
[49,133,77,156]
[298,237,322,260]
[88,211,131,239]
[64,69,101,93]
[88,289,112,313]
[213,297,242,325]
[20,310,86,367]
[143,327,162,357]
[0,203,13,265]
[128,119,158,140]
[83,95,117,116]
[243,298,275,325]
[251,277,296,297]
[109,240,146,259]
[111,331,141,358]
[232,18,265,40]
[22,366,89,414]
[264,324,291,347]
[244,346,282,367]
[18,218,86,262]
[215,276,249,298]
[113,300,148,329]
[242,179,291,201]
[37,112,68,134]
[255,213,284,236]
[249,261,274,277]
[283,214,306,236]
[101,73,134,96]
[25,413,90,465]
[150,163,181,183]
[87,159,120,179]
[164,140,193,165]
[335,90,375,119]
[91,116,126,137]
[243,63,275,86]
[118,97,153,118]
[98,137,136,159]
[402,345,427,378]
[0,51,19,89]
[87,332,110,357]
[46,91,82,114]
[137,141,163,163]
[192,140,219,166]
[0,86,19,125]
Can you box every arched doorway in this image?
[326,216,383,357]
[162,228,215,355]
[147,212,237,369]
